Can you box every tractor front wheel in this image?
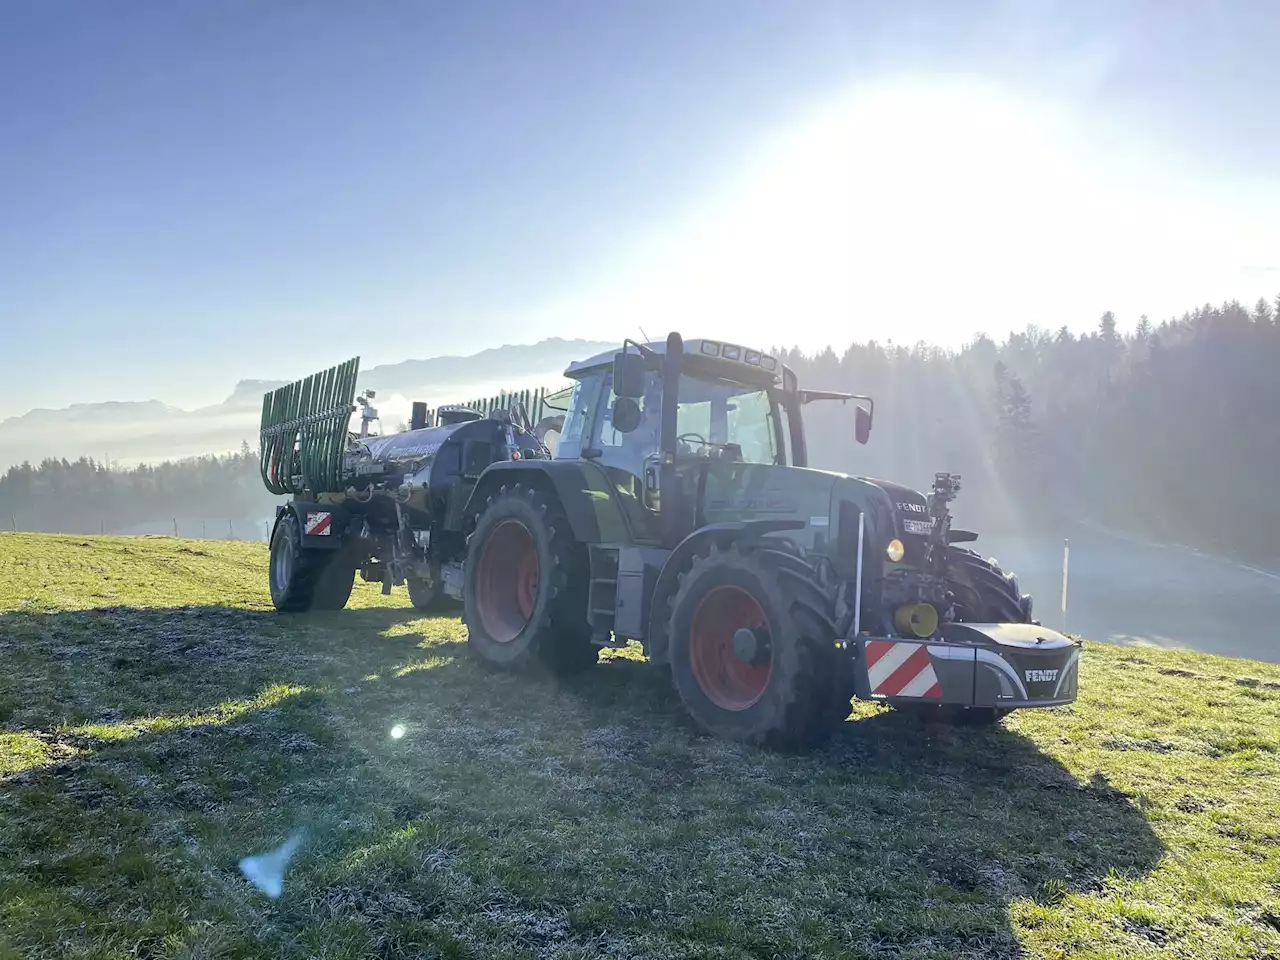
[946,549,1031,623]
[896,703,1010,726]
[668,541,851,750]
[462,483,596,675]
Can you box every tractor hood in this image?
[859,478,932,537]
[700,463,838,525]
[697,463,897,572]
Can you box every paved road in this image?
[975,524,1280,665]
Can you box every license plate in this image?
[903,519,931,536]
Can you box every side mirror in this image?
[612,351,646,398]
[855,404,872,445]
[611,397,642,433]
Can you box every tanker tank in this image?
[341,414,548,526]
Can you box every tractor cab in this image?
[553,333,874,546]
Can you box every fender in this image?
[462,459,634,544]
[645,519,806,664]
[272,501,356,551]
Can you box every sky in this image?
[3,0,1280,418]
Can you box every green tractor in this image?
[260,333,1080,749]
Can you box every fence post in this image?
[173,518,179,537]
[1061,538,1070,634]
[229,519,235,540]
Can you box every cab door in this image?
[589,369,662,542]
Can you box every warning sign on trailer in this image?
[304,511,332,536]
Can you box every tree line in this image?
[0,443,279,537]
[3,294,1278,566]
[778,295,1280,566]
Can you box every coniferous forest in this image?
[3,296,1278,565]
[783,296,1279,567]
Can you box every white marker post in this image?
[1061,538,1070,634]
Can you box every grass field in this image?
[1,532,1278,960]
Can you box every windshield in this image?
[672,374,780,464]
[594,369,785,466]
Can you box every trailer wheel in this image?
[312,555,357,610]
[667,541,849,750]
[462,483,596,675]
[406,567,457,613]
[269,510,347,612]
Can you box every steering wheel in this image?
[676,432,711,456]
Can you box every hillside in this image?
[1,533,1278,959]
[0,338,611,471]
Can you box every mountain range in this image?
[0,338,613,470]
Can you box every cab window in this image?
[554,376,599,460]
[597,371,662,459]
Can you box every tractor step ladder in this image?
[588,545,620,645]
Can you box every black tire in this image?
[462,483,596,675]
[667,540,851,750]
[312,558,356,611]
[945,549,1030,623]
[406,569,458,613]
[269,510,351,613]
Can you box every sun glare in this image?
[557,77,1279,352]
[656,81,1095,344]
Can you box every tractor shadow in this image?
[1,604,1165,957]
[559,653,1168,956]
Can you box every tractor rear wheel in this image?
[462,483,596,675]
[269,510,353,612]
[667,541,851,750]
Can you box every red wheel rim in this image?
[474,519,538,642]
[688,585,772,710]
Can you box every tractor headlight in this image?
[886,539,905,562]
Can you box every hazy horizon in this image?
[4,2,1280,419]
[0,336,610,471]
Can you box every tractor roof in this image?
[564,338,785,382]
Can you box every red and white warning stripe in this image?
[304,511,332,536]
[864,640,942,699]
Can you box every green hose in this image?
[259,357,360,496]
